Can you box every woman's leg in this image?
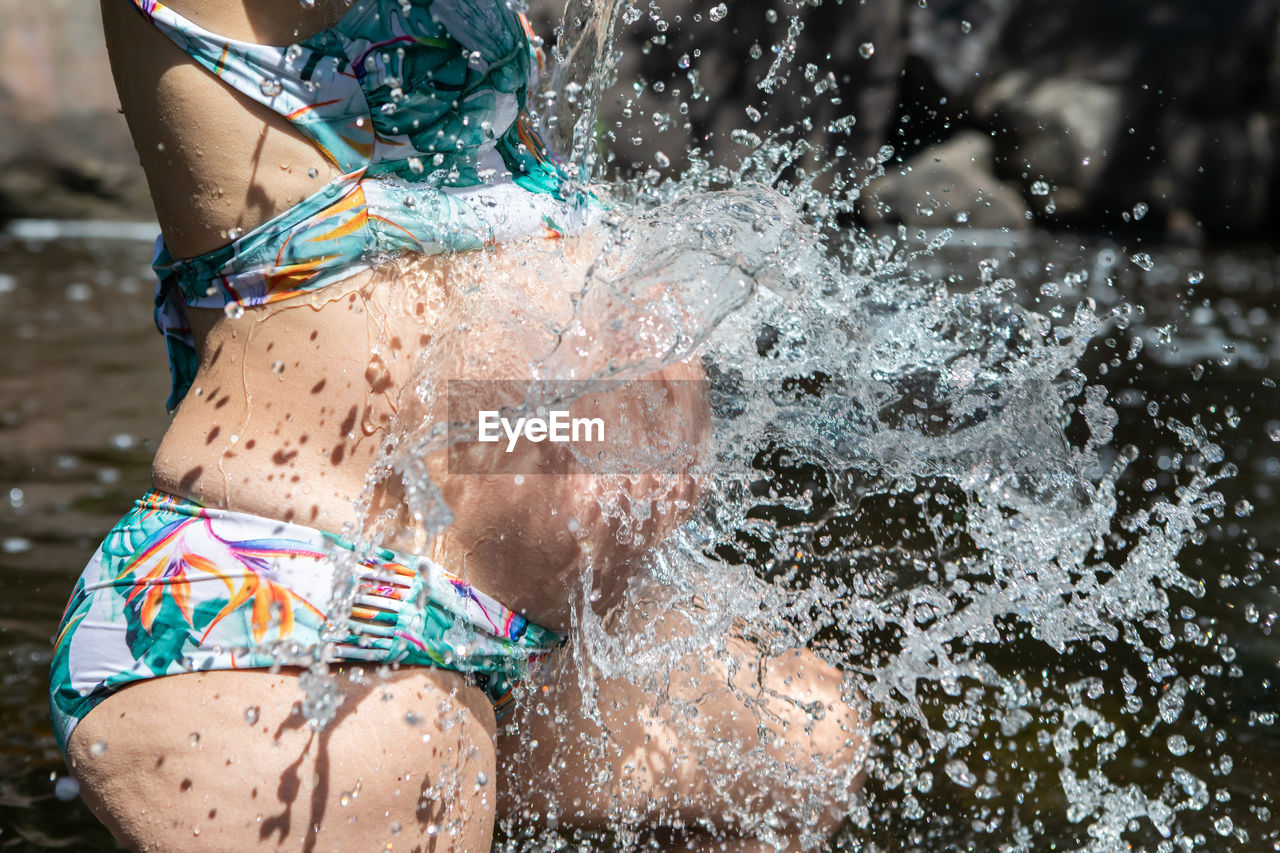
[496,594,867,852]
[67,665,497,852]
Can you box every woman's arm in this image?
[99,0,342,258]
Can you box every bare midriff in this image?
[152,269,434,540]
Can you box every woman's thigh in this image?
[67,665,497,853]
[495,596,867,844]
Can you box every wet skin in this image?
[71,1,867,849]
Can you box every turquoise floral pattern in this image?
[129,0,593,409]
[50,491,562,754]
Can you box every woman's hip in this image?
[49,489,562,756]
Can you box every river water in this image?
[0,218,1276,850]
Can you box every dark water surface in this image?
[0,223,1276,850]
[0,227,164,849]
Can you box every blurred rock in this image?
[528,0,908,186]
[860,130,1029,229]
[0,0,152,221]
[907,0,1280,238]
[534,0,1280,240]
[3,0,1280,241]
[975,74,1123,221]
[907,0,1016,97]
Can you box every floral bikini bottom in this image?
[49,490,562,755]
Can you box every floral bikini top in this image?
[128,0,588,409]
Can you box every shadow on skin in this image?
[257,690,345,850]
[67,665,497,852]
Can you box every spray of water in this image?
[283,0,1265,850]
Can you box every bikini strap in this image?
[125,0,374,171]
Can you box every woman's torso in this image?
[103,0,422,527]
[102,0,704,630]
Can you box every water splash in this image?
[299,0,1269,849]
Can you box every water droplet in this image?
[677,54,691,69]
[961,20,972,33]
[271,361,286,375]
[1159,691,1184,724]
[299,0,316,7]
[1214,816,1234,836]
[749,44,763,60]
[1187,269,1205,285]
[284,44,303,64]
[765,9,778,23]
[1234,499,1253,517]
[945,759,977,788]
[708,3,728,22]
[54,776,80,802]
[1030,180,1051,197]
[475,772,489,787]
[307,168,319,179]
[1133,202,1149,220]
[192,826,201,837]
[259,77,283,97]
[1167,734,1189,755]
[1130,252,1154,271]
[389,821,402,835]
[188,731,201,747]
[745,106,762,123]
[858,42,875,59]
[245,706,260,725]
[829,114,857,134]
[224,303,246,320]
[2,537,32,554]
[90,740,107,757]
[877,144,895,163]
